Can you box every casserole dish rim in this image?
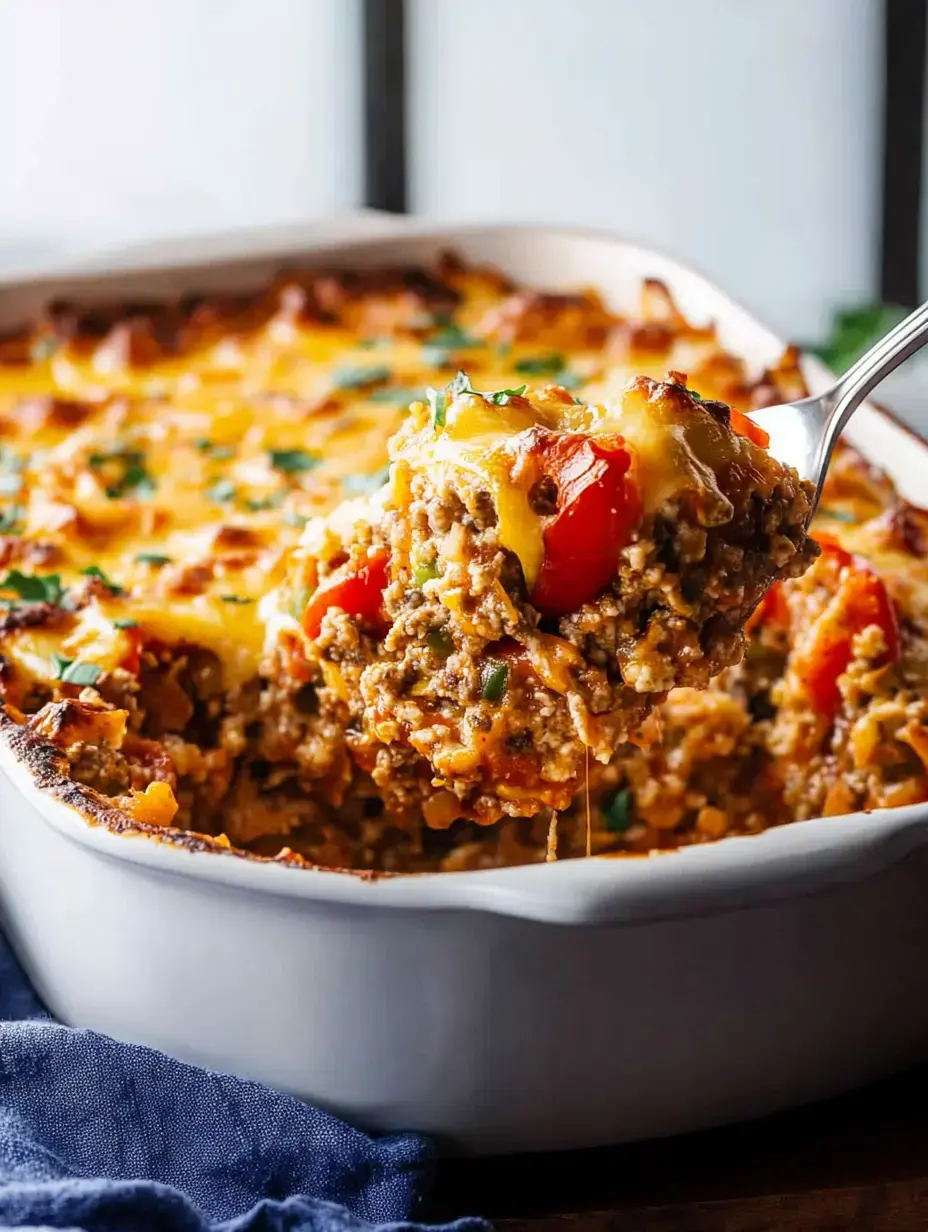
[1,217,926,926]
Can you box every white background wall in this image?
[0,0,895,349]
[409,0,883,341]
[0,0,361,270]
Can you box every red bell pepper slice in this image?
[744,580,791,636]
[528,432,641,617]
[729,406,770,450]
[793,539,899,717]
[302,547,390,640]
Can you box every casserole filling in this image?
[0,251,871,872]
[267,376,814,826]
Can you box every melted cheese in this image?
[0,262,773,694]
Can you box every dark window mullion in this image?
[362,0,408,213]
[880,0,928,307]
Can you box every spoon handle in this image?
[823,299,928,450]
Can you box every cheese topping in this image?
[0,258,783,696]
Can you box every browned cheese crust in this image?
[0,252,837,872]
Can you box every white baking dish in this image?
[2,219,928,1157]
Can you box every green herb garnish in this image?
[110,464,156,500]
[427,388,447,430]
[268,449,321,474]
[514,353,566,376]
[220,594,253,604]
[135,553,172,567]
[429,324,483,350]
[81,565,124,595]
[342,466,391,495]
[195,439,236,460]
[487,385,527,405]
[601,787,633,833]
[449,370,475,396]
[56,658,102,687]
[90,448,155,500]
[368,385,425,405]
[0,571,62,606]
[49,652,71,679]
[449,370,526,405]
[113,618,138,630]
[419,346,454,368]
[205,479,236,504]
[480,661,509,702]
[0,505,23,534]
[331,364,391,391]
[245,490,287,512]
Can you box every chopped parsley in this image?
[342,465,391,495]
[110,464,156,500]
[81,565,124,595]
[205,478,236,503]
[195,439,236,460]
[0,571,63,606]
[220,594,253,604]
[427,388,447,431]
[601,787,633,833]
[282,510,309,528]
[0,505,23,534]
[90,448,156,500]
[245,490,287,512]
[413,559,441,587]
[487,385,528,405]
[268,449,321,475]
[429,323,483,350]
[51,654,102,687]
[368,385,425,405]
[49,652,71,679]
[514,353,566,376]
[427,626,454,657]
[480,661,509,702]
[419,346,454,368]
[113,618,138,630]
[331,364,391,391]
[134,553,172,567]
[449,370,526,406]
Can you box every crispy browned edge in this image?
[0,253,903,873]
[0,706,383,880]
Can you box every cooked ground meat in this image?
[1,252,905,874]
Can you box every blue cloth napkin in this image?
[0,935,488,1232]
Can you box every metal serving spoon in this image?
[750,299,928,515]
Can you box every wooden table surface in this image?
[428,1064,928,1230]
